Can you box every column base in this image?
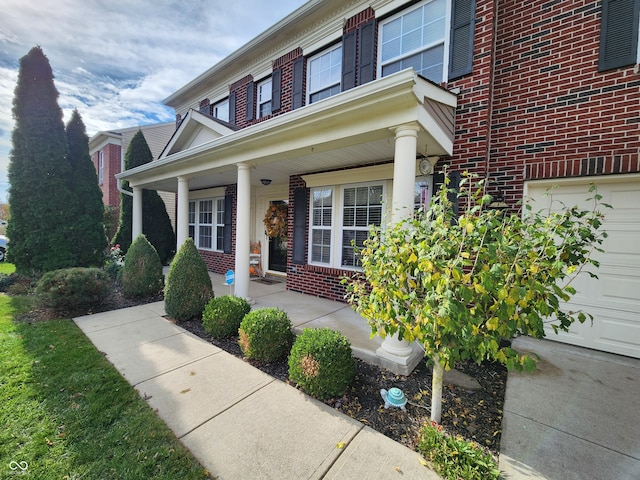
[376,342,424,375]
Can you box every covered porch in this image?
[120,69,458,373]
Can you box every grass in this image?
[0,284,211,479]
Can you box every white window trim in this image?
[377,0,452,84]
[213,98,229,122]
[188,196,225,252]
[306,43,342,105]
[308,181,388,270]
[257,77,272,118]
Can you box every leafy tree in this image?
[346,172,609,422]
[112,130,175,263]
[65,109,107,266]
[7,46,76,272]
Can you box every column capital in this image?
[390,122,420,138]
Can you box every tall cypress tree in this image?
[7,46,76,272]
[66,109,107,266]
[113,130,175,264]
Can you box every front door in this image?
[265,200,288,273]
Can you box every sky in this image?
[0,0,308,205]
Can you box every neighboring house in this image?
[89,122,177,230]
[118,0,640,370]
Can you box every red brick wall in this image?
[274,48,304,113]
[485,0,640,204]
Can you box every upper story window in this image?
[379,0,448,84]
[257,78,272,118]
[98,151,104,185]
[307,44,342,104]
[213,98,229,122]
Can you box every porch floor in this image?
[210,273,385,366]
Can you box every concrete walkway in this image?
[74,300,439,480]
[500,336,640,480]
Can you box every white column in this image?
[132,186,143,241]
[235,163,251,300]
[376,124,423,375]
[176,176,190,251]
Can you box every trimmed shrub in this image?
[238,308,293,361]
[288,328,355,399]
[35,267,111,315]
[202,295,251,338]
[121,234,163,298]
[165,238,213,322]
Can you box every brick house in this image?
[119,0,640,366]
[89,122,177,233]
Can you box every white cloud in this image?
[0,0,307,204]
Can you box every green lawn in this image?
[0,282,211,479]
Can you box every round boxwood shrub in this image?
[288,328,355,400]
[165,238,213,322]
[238,308,293,361]
[202,295,251,338]
[121,234,164,298]
[36,267,111,315]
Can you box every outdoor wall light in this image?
[260,178,272,186]
[380,387,407,411]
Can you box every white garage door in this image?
[525,174,640,359]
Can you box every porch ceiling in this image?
[118,69,457,192]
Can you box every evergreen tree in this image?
[7,46,76,272]
[65,109,107,266]
[113,130,175,264]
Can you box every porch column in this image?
[176,176,190,250]
[132,186,143,241]
[235,163,251,300]
[376,123,423,375]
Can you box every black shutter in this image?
[292,58,305,110]
[223,194,233,254]
[292,188,308,265]
[342,30,357,91]
[598,0,640,71]
[271,69,282,111]
[433,170,461,217]
[245,81,255,121]
[358,21,376,85]
[449,0,476,80]
[228,92,236,125]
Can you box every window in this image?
[310,188,333,264]
[341,184,383,267]
[257,78,272,118]
[307,44,342,104]
[309,182,384,269]
[98,151,104,185]
[188,197,225,251]
[379,0,448,83]
[213,99,229,122]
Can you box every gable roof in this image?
[159,109,236,159]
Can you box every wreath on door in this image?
[263,203,288,238]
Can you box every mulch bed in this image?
[180,317,507,455]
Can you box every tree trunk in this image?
[431,355,444,423]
